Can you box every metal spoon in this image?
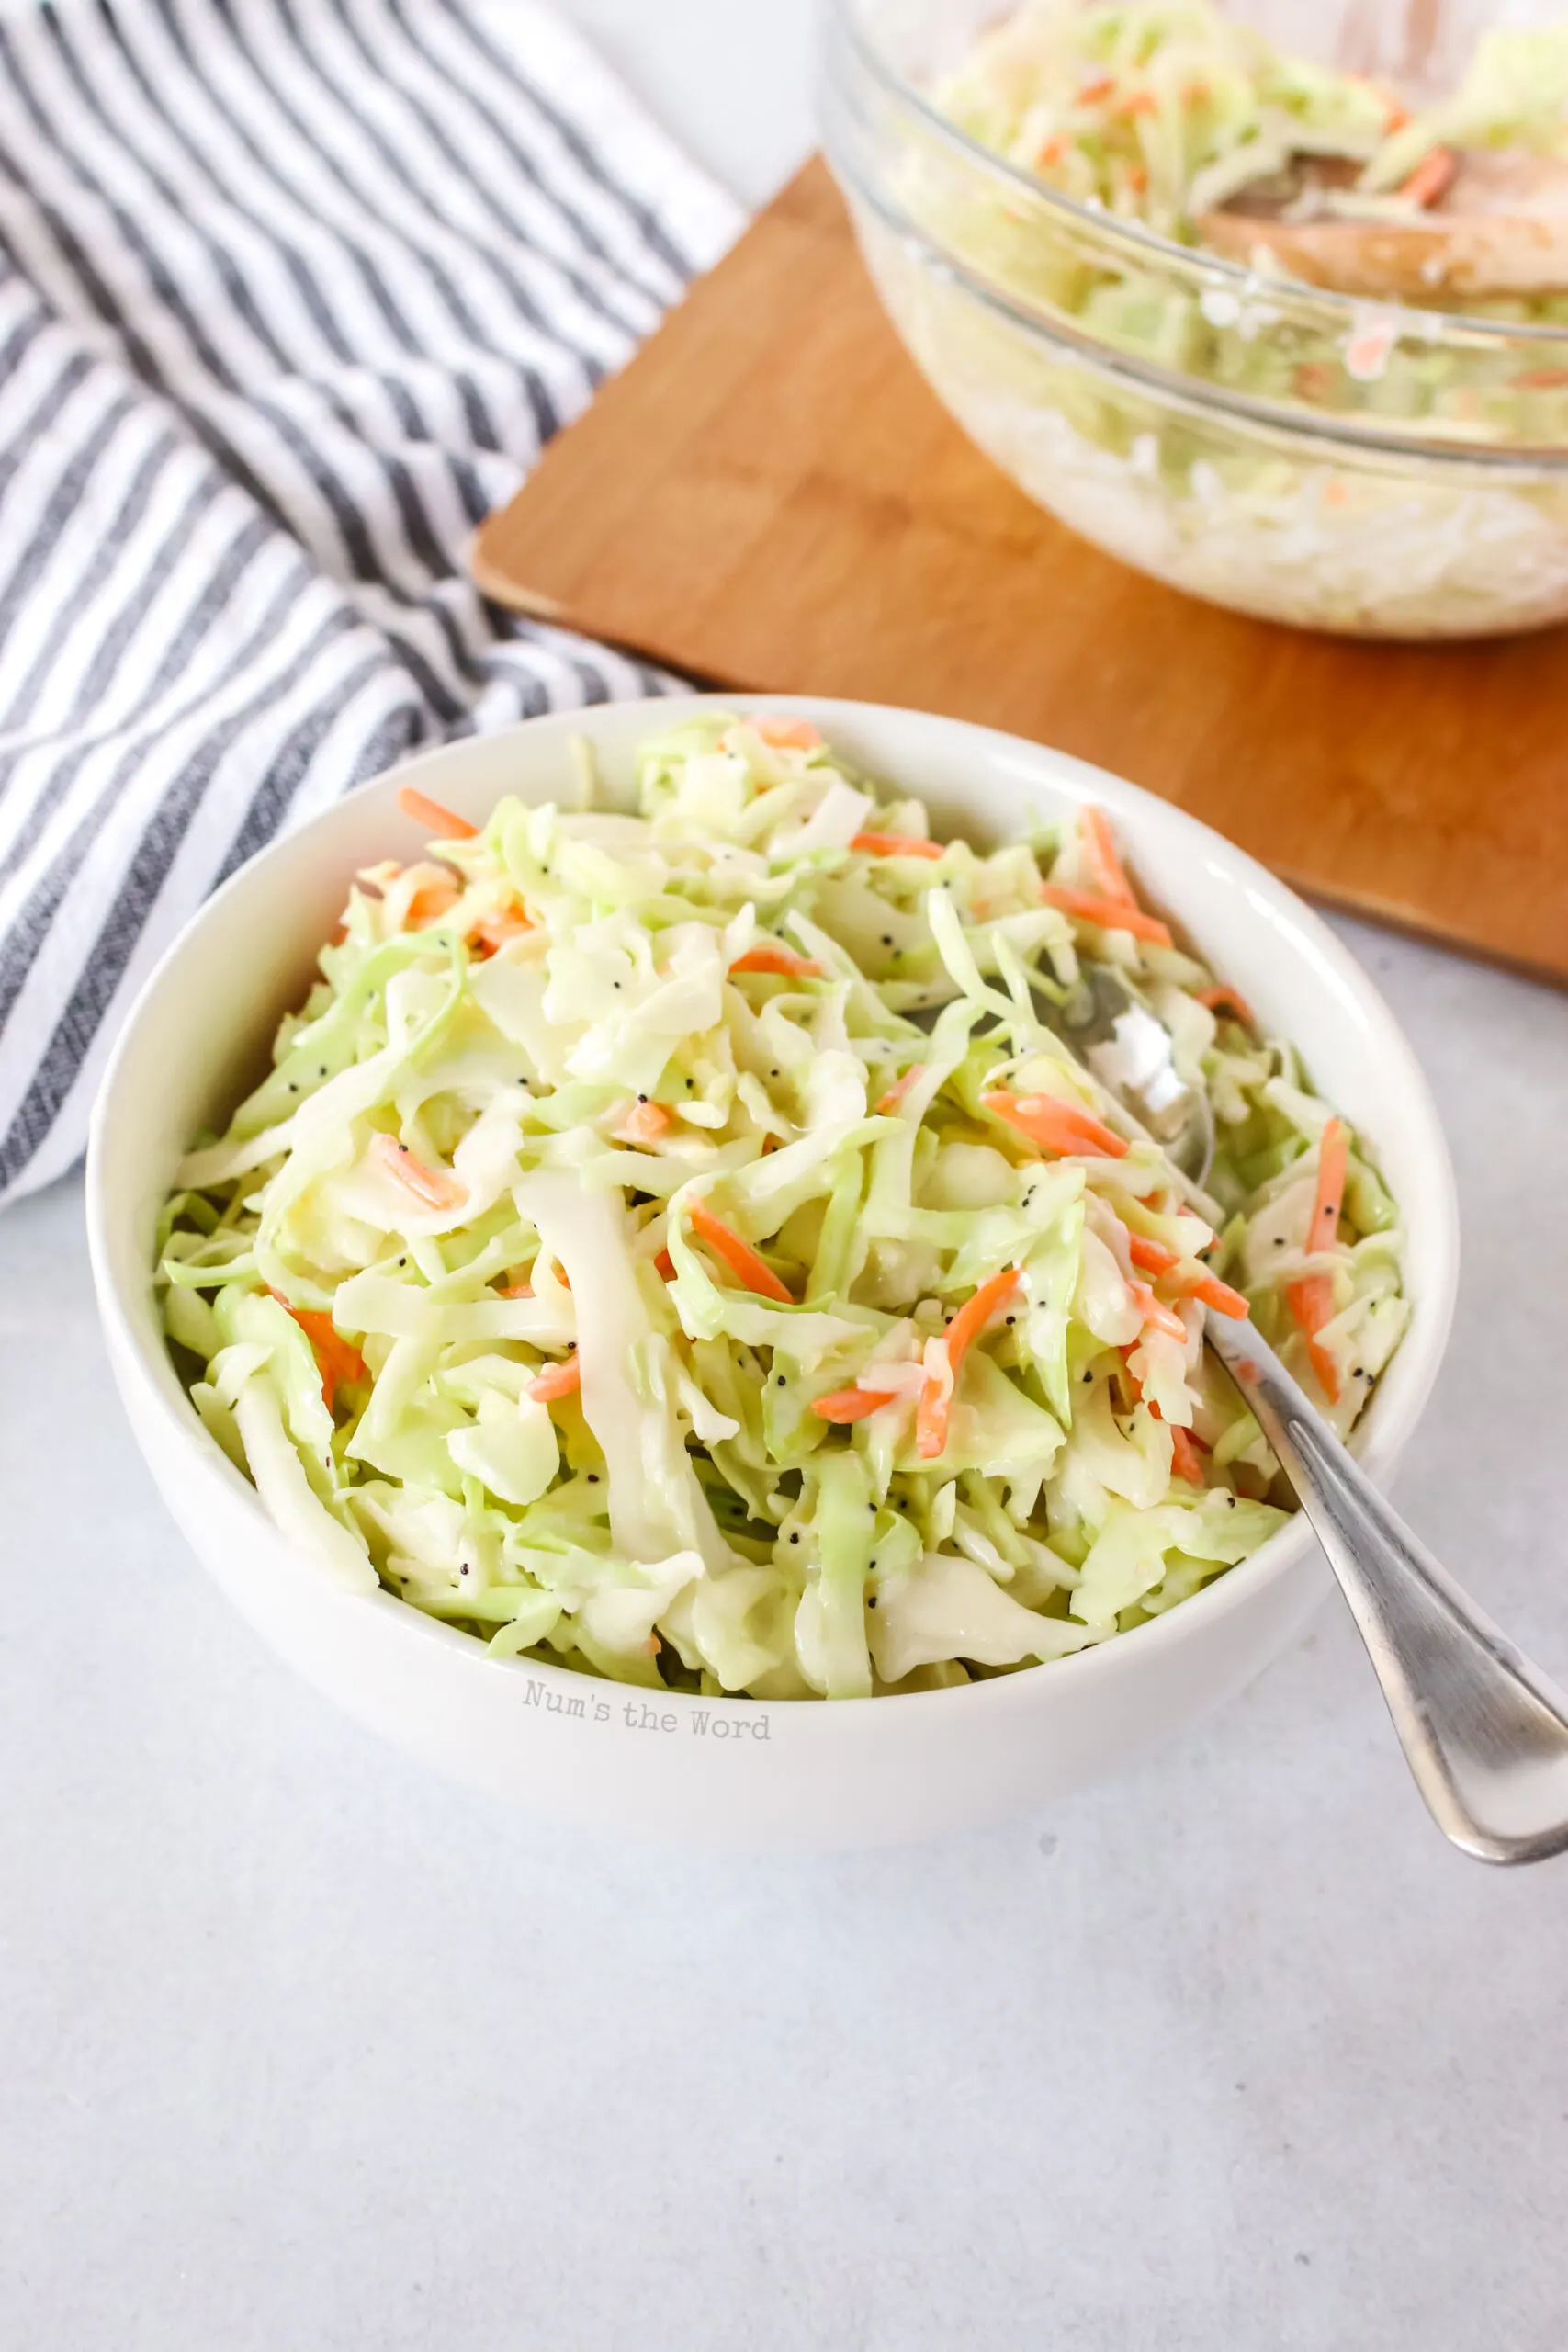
[1044,962,1214,1185]
[1064,968,1568,1864]
[1198,147,1568,302]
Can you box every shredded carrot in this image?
[1129,1280,1188,1341]
[397,785,478,840]
[1383,100,1411,133]
[1126,1232,1249,1319]
[622,1099,672,1147]
[369,1131,467,1212]
[1118,88,1156,116]
[527,1356,581,1404]
[1040,884,1172,948]
[1077,74,1113,102]
[688,1200,794,1304]
[406,879,460,929]
[1186,1270,1249,1320]
[653,1250,677,1282]
[1196,983,1257,1029]
[1346,319,1396,378]
[983,1089,1129,1160]
[755,717,822,750]
[850,831,944,861]
[1286,1273,1341,1402]
[1168,1425,1206,1486]
[1036,135,1066,166]
[1517,368,1568,391]
[470,908,532,954]
[1310,1117,1348,1253]
[1081,807,1134,904]
[267,1292,367,1410]
[810,1388,890,1424]
[915,1367,952,1459]
[917,1266,1021,1460]
[1399,144,1457,209]
[875,1065,924,1115]
[728,944,824,980]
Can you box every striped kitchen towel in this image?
[0,0,740,1206]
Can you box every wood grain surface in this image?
[474,158,1568,985]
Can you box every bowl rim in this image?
[87,692,1461,1728]
[824,0,1568,464]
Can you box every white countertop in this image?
[5,8,1568,2347]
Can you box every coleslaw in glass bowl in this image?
[822,0,1568,637]
[156,715,1406,1702]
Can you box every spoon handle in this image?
[1206,1317,1568,1865]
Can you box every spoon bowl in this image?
[1199,148,1568,301]
[1040,961,1215,1184]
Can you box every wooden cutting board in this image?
[474,157,1568,987]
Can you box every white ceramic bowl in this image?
[87,696,1459,1850]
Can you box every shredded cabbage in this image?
[158,715,1405,1699]
[937,3,1568,257]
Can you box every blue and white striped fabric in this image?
[0,0,739,1205]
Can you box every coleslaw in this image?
[841,1,1568,638]
[158,718,1406,1699]
[937,3,1568,266]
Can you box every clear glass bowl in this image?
[820,0,1568,638]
